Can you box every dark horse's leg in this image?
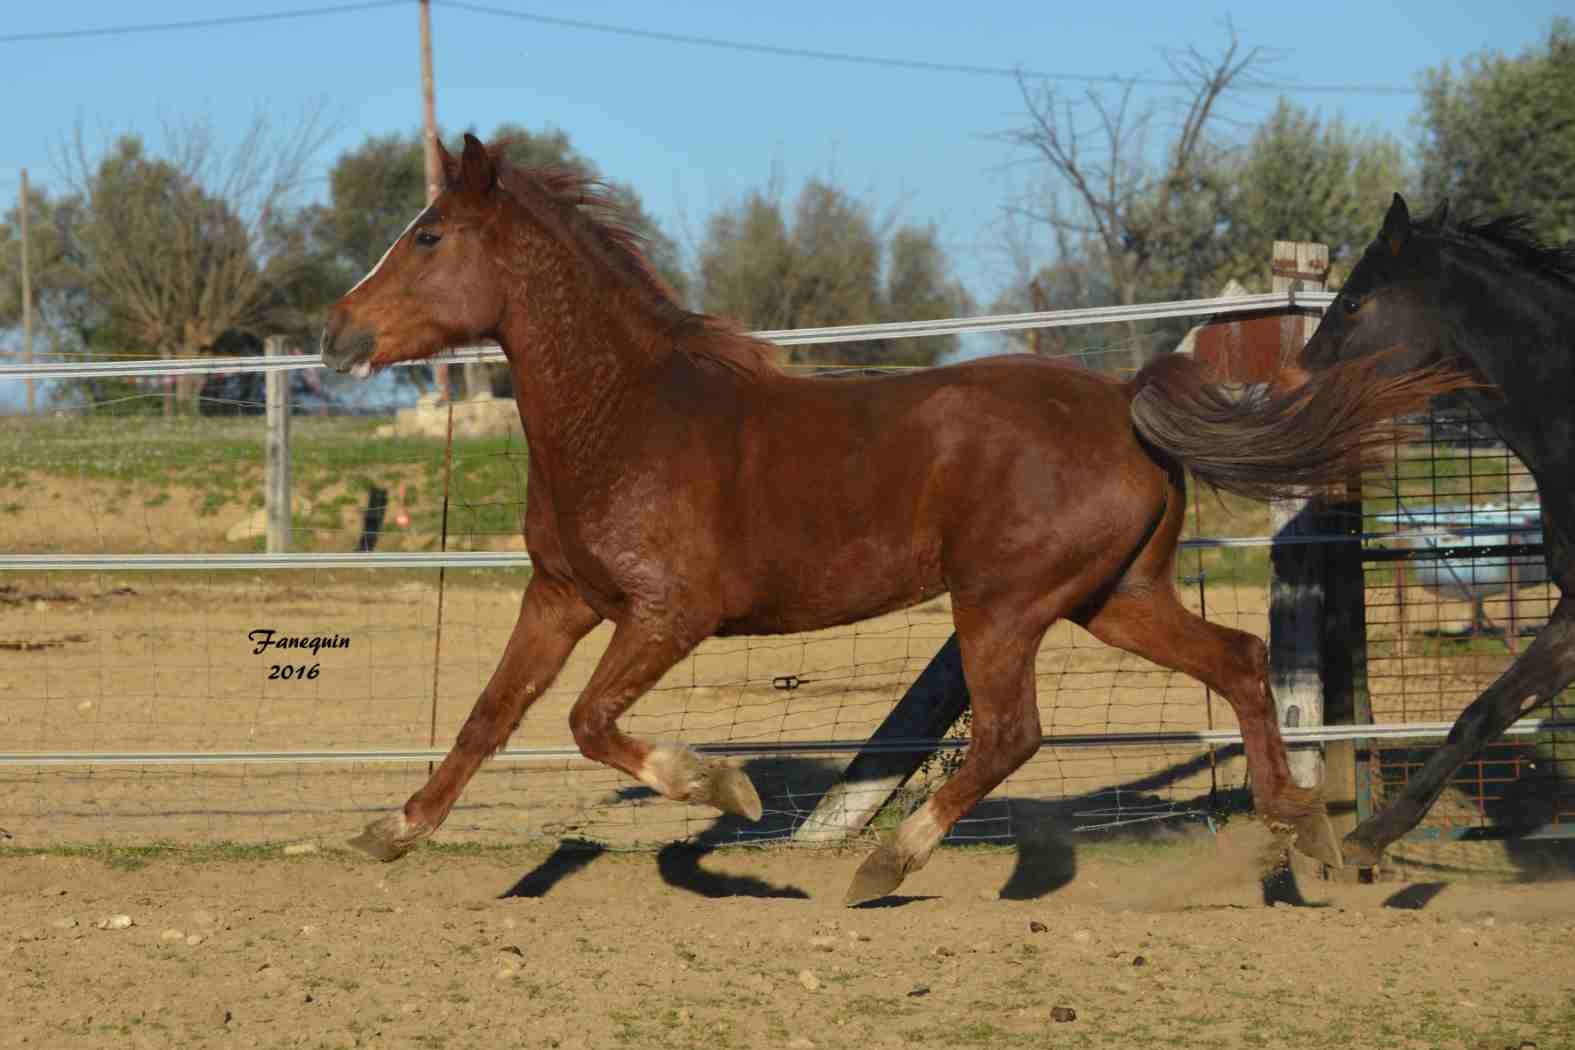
[1076,584,1340,866]
[349,572,602,860]
[568,621,762,821]
[1343,594,1575,866]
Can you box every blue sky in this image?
[2,1,1568,315]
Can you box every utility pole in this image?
[418,0,451,400]
[19,168,34,415]
[420,0,440,206]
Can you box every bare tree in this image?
[998,29,1266,370]
[59,106,333,412]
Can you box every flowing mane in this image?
[493,161,780,378]
[1421,205,1575,286]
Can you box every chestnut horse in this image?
[1300,194,1575,866]
[322,134,1466,904]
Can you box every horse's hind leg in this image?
[349,572,601,860]
[845,604,1048,906]
[1076,584,1341,867]
[568,621,762,821]
[1344,594,1575,866]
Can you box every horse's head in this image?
[1298,193,1453,382]
[321,133,509,376]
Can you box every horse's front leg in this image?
[349,572,601,860]
[568,621,762,821]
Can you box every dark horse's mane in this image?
[494,161,780,378]
[1420,204,1575,286]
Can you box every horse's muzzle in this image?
[320,307,378,377]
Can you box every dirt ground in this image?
[3,826,1573,1050]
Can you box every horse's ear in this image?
[1382,193,1411,256]
[457,133,496,196]
[434,135,459,190]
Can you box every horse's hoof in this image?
[705,764,763,822]
[348,812,425,862]
[1341,832,1383,869]
[1291,809,1342,869]
[843,843,908,907]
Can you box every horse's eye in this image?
[414,230,442,248]
[1342,296,1361,315]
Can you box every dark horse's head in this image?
[1298,193,1456,381]
[321,133,508,375]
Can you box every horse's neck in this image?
[1448,255,1575,466]
[1448,254,1575,570]
[498,281,669,467]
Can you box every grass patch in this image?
[0,414,532,550]
[2,841,289,870]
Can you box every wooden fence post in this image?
[265,336,292,554]
[1268,242,1330,791]
[1267,241,1370,875]
[1320,467,1369,871]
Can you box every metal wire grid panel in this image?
[1359,403,1573,842]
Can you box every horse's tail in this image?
[1126,352,1476,501]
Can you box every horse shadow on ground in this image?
[503,747,1299,906]
[978,747,1338,910]
[503,755,844,900]
[503,738,1575,904]
[1359,740,1575,913]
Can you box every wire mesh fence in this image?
[0,339,1278,850]
[4,293,1568,863]
[1359,402,1573,845]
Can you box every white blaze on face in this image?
[347,205,433,295]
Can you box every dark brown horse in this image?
[321,134,1466,904]
[1300,194,1575,866]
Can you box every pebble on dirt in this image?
[907,984,931,998]
[1051,1006,1078,1023]
[797,970,821,992]
[96,915,133,930]
[1029,920,1048,933]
